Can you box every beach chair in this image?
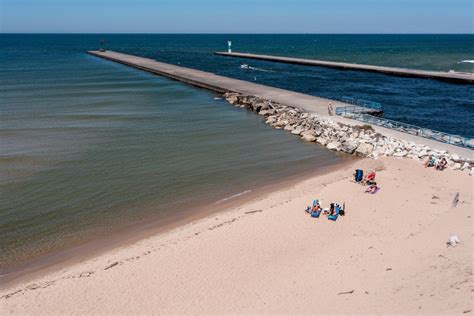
[355,169,363,183]
[305,206,311,213]
[310,199,321,218]
[328,205,341,221]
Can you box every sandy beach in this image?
[1,157,472,314]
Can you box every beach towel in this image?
[365,186,380,194]
[355,169,363,183]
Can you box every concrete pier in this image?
[215,52,474,84]
[87,50,348,117]
[87,50,472,158]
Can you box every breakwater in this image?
[88,50,473,169]
[223,92,473,174]
[215,52,474,84]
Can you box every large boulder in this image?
[259,102,270,112]
[284,124,295,131]
[273,120,288,128]
[259,109,276,116]
[226,95,239,104]
[417,149,428,158]
[313,128,323,137]
[291,127,304,135]
[316,137,328,146]
[326,141,341,151]
[251,102,265,112]
[355,142,374,156]
[301,131,316,142]
[450,154,460,161]
[341,139,359,154]
[265,115,277,124]
[393,150,408,158]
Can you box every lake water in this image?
[0,34,472,274]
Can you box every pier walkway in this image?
[215,52,474,84]
[87,50,472,158]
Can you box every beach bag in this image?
[355,169,363,182]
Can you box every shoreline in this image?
[1,48,471,313]
[2,156,472,314]
[1,155,354,289]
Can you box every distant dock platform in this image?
[215,52,474,84]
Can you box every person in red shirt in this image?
[365,171,376,185]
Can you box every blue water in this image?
[2,34,473,137]
[0,34,473,272]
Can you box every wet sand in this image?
[0,157,352,288]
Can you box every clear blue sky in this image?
[1,0,472,33]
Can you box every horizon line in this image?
[1,32,473,35]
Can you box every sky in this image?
[1,0,472,33]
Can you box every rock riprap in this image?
[223,92,472,174]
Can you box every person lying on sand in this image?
[423,155,436,168]
[365,184,379,194]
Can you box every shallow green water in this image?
[0,43,345,271]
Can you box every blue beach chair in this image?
[306,199,318,213]
[355,169,363,183]
[311,210,321,218]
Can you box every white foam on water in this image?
[248,66,273,72]
[215,189,252,204]
[240,64,274,72]
[458,60,474,64]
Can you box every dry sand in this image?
[1,157,472,314]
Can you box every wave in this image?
[215,189,252,204]
[458,60,474,64]
[248,66,274,72]
[240,64,274,72]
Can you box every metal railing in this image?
[335,109,473,149]
[341,96,382,109]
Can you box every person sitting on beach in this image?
[423,155,436,168]
[312,202,320,213]
[436,157,448,171]
[339,202,346,216]
[328,203,335,216]
[364,171,376,185]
